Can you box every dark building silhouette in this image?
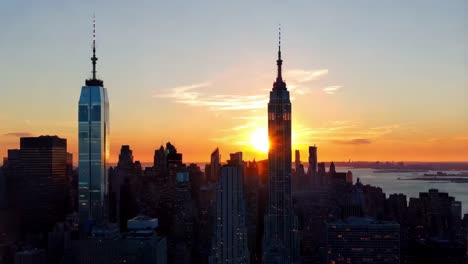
[18,136,68,237]
[207,148,221,183]
[244,160,260,263]
[293,150,306,192]
[307,145,317,189]
[408,189,461,240]
[317,162,326,187]
[211,153,250,263]
[170,171,195,264]
[166,142,183,169]
[329,162,336,178]
[108,145,140,231]
[65,217,166,264]
[154,145,168,176]
[325,217,400,264]
[263,31,299,263]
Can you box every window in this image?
[91,105,101,121]
[79,132,88,140]
[79,106,88,121]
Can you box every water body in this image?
[343,167,468,214]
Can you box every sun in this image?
[250,127,269,153]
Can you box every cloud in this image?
[322,85,342,94]
[332,138,372,145]
[223,122,258,131]
[232,116,264,121]
[285,69,329,83]
[3,132,33,137]
[155,82,268,111]
[157,82,210,100]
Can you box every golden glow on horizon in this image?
[250,127,269,153]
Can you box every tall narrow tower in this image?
[263,27,299,263]
[78,15,110,231]
[308,145,318,188]
[211,154,250,264]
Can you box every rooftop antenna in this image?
[91,13,98,80]
[85,13,103,86]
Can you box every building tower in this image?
[308,145,317,188]
[209,148,221,182]
[19,136,68,236]
[78,16,110,230]
[211,153,250,264]
[263,28,300,263]
[294,150,300,168]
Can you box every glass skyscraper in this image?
[78,20,109,230]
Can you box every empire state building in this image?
[263,31,300,263]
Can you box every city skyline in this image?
[1,1,467,163]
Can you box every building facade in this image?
[78,23,110,230]
[211,155,250,264]
[19,136,68,235]
[326,217,400,264]
[263,33,300,263]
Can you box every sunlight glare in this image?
[250,127,269,153]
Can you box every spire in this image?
[273,24,286,90]
[276,24,283,81]
[91,14,98,80]
[86,14,103,86]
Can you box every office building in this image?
[263,31,299,263]
[78,18,110,230]
[19,136,68,235]
[326,217,400,264]
[211,153,250,264]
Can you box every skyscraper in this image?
[263,29,299,263]
[78,16,110,230]
[308,145,317,188]
[18,136,68,236]
[209,148,221,182]
[211,153,250,264]
[294,150,300,168]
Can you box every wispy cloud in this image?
[155,82,268,111]
[322,85,342,94]
[281,69,343,95]
[224,122,258,131]
[285,69,329,84]
[332,138,372,145]
[232,116,264,121]
[3,132,33,137]
[157,82,210,100]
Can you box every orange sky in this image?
[1,2,467,165]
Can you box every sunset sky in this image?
[1,1,467,164]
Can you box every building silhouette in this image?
[244,160,260,263]
[170,171,195,264]
[108,146,140,231]
[263,30,300,263]
[325,217,400,264]
[207,148,221,183]
[308,145,317,189]
[211,153,250,264]
[65,217,166,264]
[78,17,110,231]
[18,136,68,236]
